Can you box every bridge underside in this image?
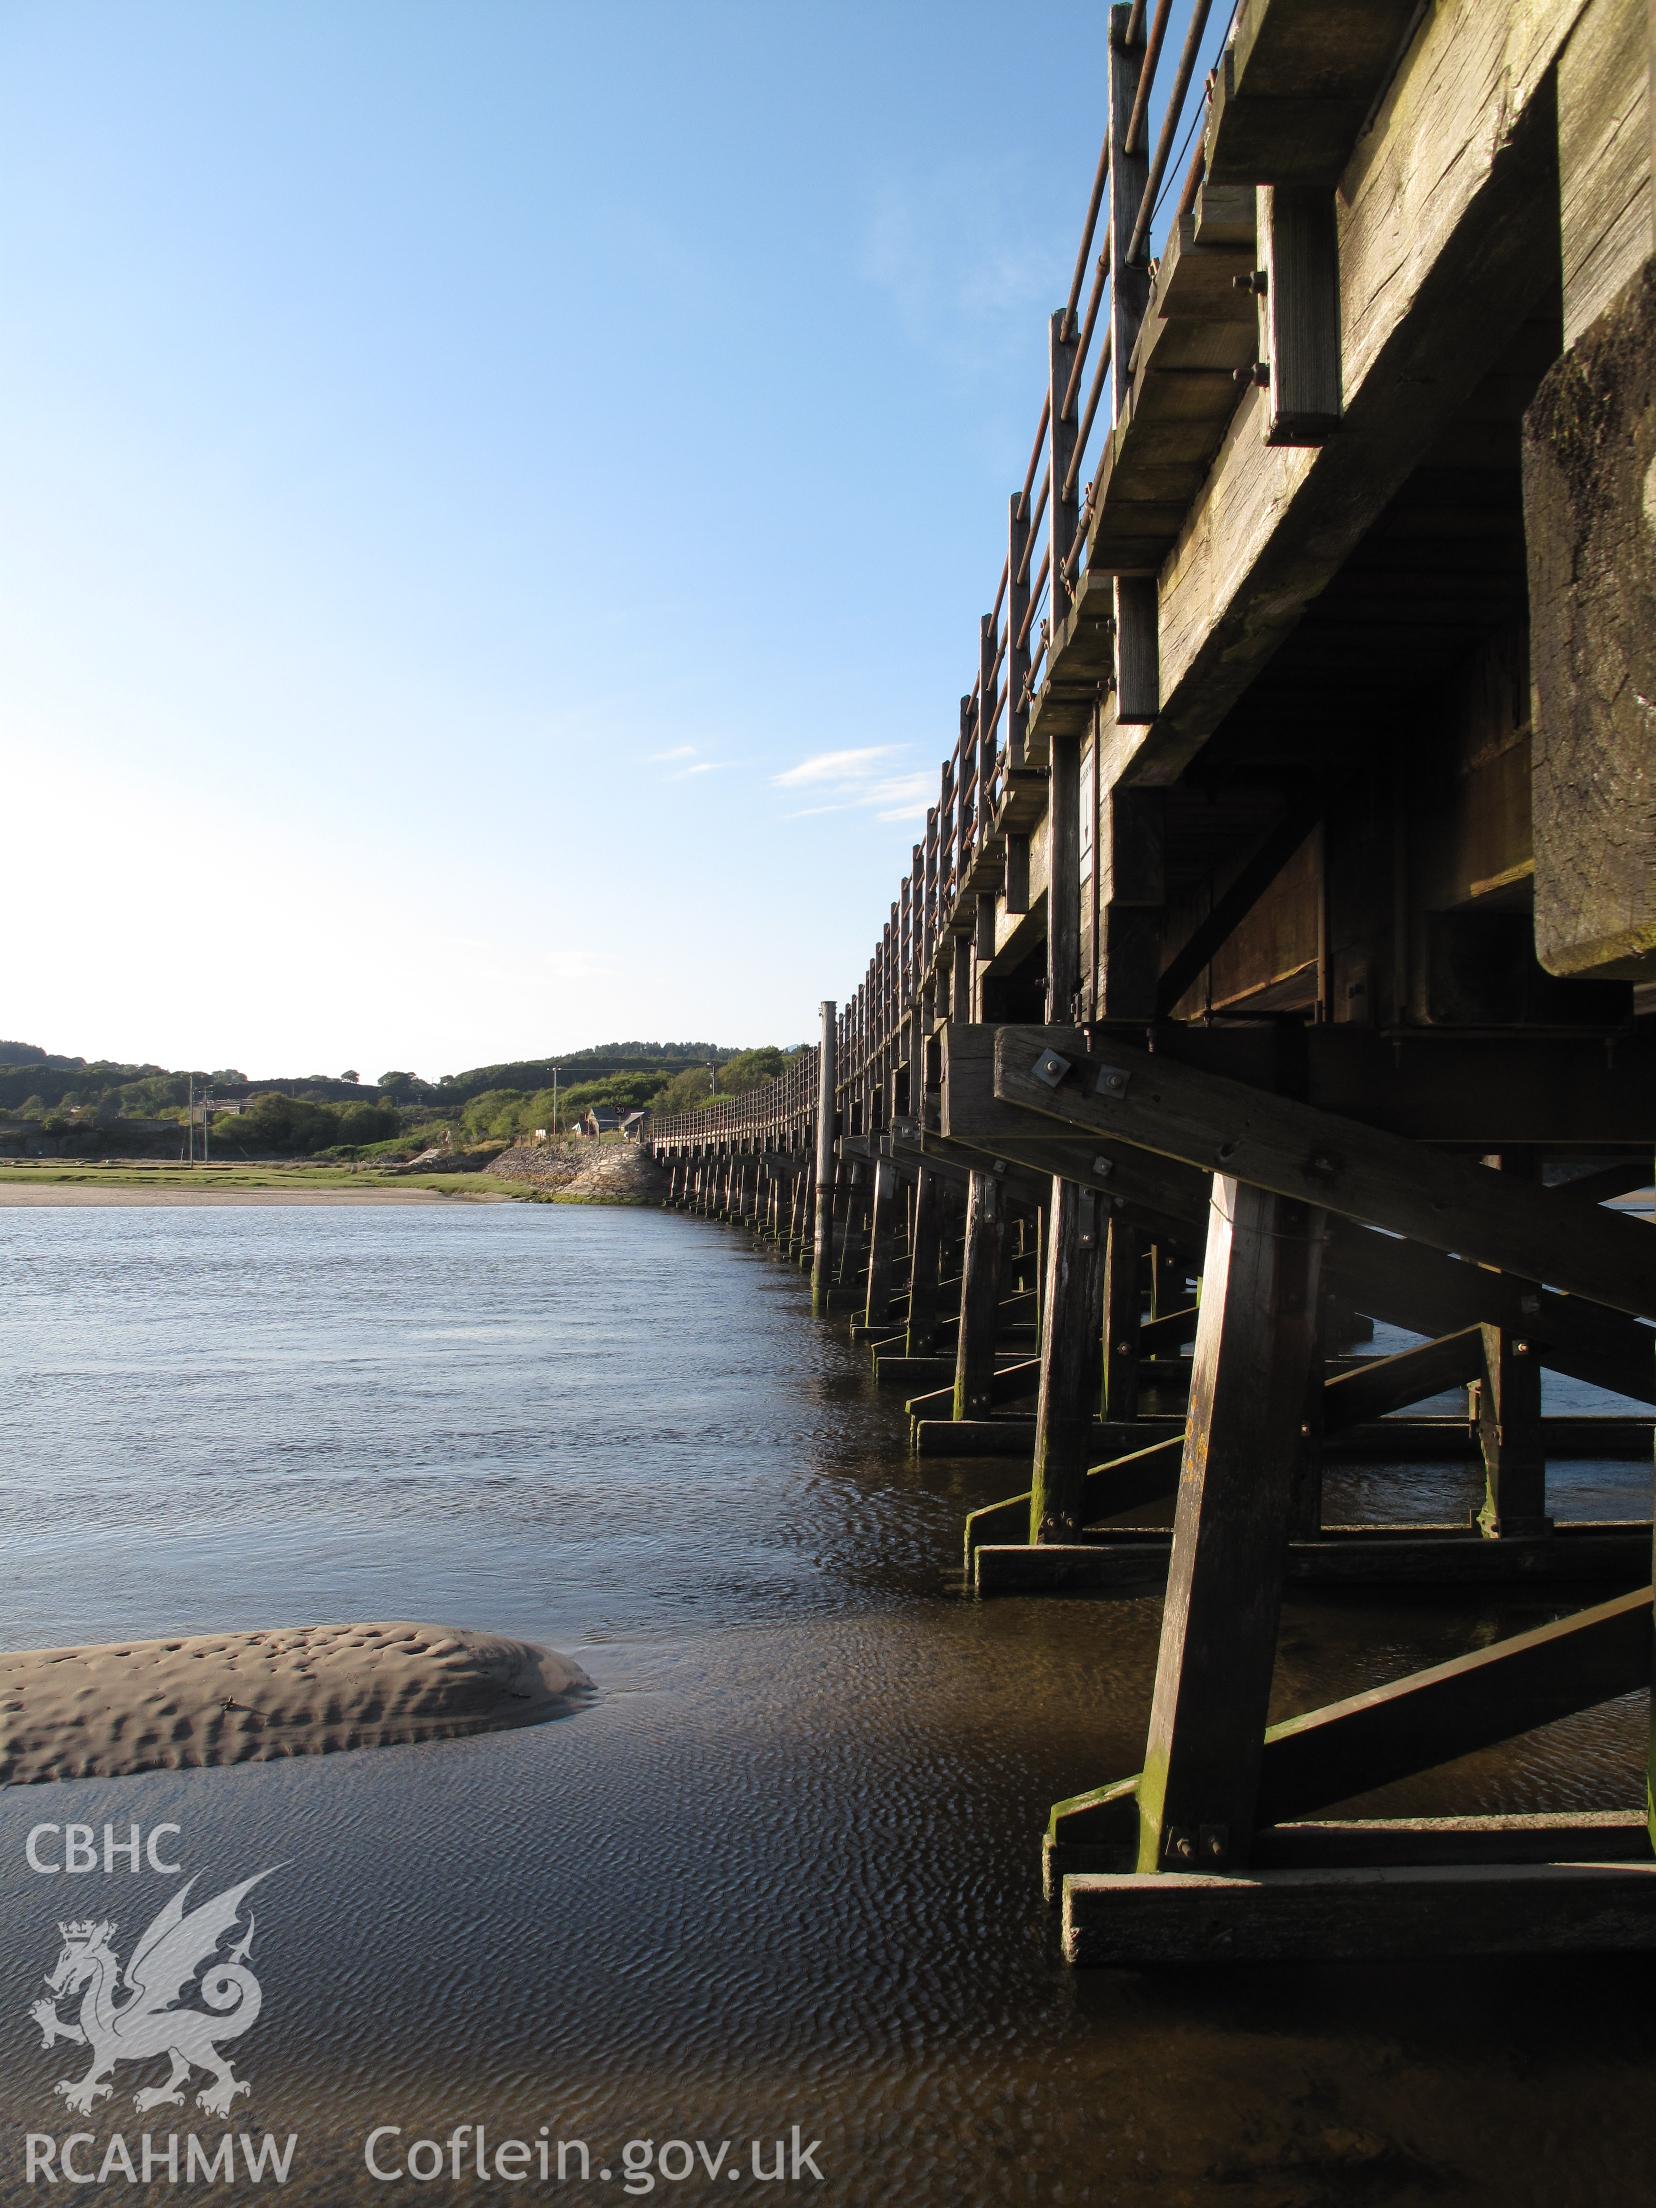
[651,0,1655,1965]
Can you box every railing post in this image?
[1007,493,1031,773]
[810,1003,838,1317]
[1047,309,1084,1021]
[1108,6,1159,723]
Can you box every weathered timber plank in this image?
[1557,0,1651,345]
[1062,1861,1656,1968]
[1206,0,1428,187]
[992,1029,1656,1320]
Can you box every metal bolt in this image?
[1233,360,1271,387]
[1091,1156,1114,1180]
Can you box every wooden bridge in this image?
[649,0,1656,1965]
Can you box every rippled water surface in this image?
[1,1201,1651,2206]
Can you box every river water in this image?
[0,1200,1651,2206]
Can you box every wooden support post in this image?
[952,931,975,1033]
[953,1170,1007,1420]
[1136,1178,1324,1874]
[1291,1342,1327,1542]
[1101,1216,1143,1423]
[1113,576,1159,725]
[835,1162,866,1287]
[1005,833,1030,915]
[1047,730,1081,1022]
[1030,1177,1108,1541]
[864,1158,899,1331]
[793,1155,814,1265]
[810,1001,838,1318]
[1476,1153,1549,1538]
[1258,184,1342,444]
[906,1167,946,1356]
[1477,1328,1549,1536]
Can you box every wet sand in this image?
[0,1622,589,1784]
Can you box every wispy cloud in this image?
[772,745,900,790]
[649,742,727,783]
[772,748,932,826]
[860,157,1059,376]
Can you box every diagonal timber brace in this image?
[987,1027,1656,1320]
[1046,1586,1656,1878]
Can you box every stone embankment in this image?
[488,1138,666,1205]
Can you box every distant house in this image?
[619,1110,647,1141]
[580,1107,624,1137]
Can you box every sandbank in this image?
[0,1621,590,1784]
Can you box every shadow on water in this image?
[0,1202,1650,2205]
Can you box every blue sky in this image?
[2,0,1153,1079]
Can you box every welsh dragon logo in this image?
[29,1868,277,2117]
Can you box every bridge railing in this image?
[645,1046,820,1152]
[653,3,1228,1161]
[833,0,1222,1132]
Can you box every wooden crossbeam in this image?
[1139,1303,1199,1353]
[1253,1812,1652,1871]
[993,1029,1656,1320]
[1325,1224,1656,1407]
[1047,1588,1654,1867]
[1321,1328,1483,1432]
[944,1019,1656,1145]
[1062,1861,1656,1967]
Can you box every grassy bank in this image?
[0,1160,529,1200]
